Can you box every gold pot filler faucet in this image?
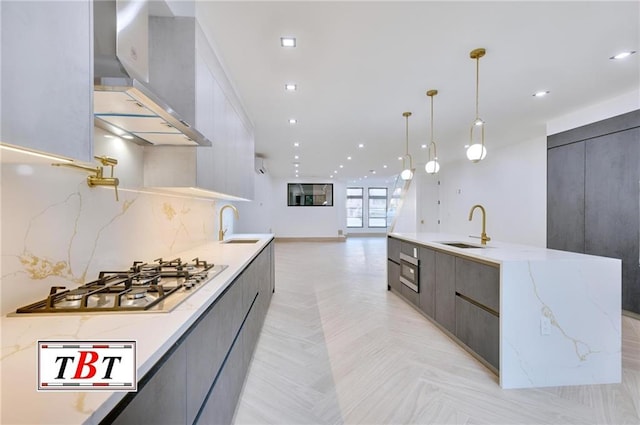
[52,156,120,201]
[468,204,491,245]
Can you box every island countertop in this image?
[388,232,622,389]
[389,232,620,264]
[0,234,274,425]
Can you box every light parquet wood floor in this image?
[233,238,640,425]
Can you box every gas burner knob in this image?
[184,279,196,289]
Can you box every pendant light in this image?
[425,90,440,174]
[466,47,487,162]
[400,112,413,180]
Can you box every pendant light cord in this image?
[475,55,480,120]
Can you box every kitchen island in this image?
[0,234,274,425]
[388,232,621,389]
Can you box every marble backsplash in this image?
[1,155,220,316]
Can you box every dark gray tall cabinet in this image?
[547,110,640,314]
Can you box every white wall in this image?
[234,172,275,234]
[428,135,548,247]
[547,90,640,135]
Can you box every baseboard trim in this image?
[346,233,387,238]
[275,236,346,243]
[623,309,640,320]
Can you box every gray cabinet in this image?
[418,248,436,318]
[454,257,500,369]
[185,275,244,424]
[1,0,93,161]
[434,252,456,334]
[142,18,255,200]
[455,258,499,313]
[112,344,187,425]
[585,128,640,313]
[387,237,401,263]
[455,297,499,369]
[547,110,640,314]
[387,260,401,293]
[547,142,585,253]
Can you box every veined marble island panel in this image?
[389,232,622,389]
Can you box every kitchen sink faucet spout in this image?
[219,204,239,241]
[468,204,491,245]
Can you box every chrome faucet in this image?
[468,204,491,245]
[218,204,239,241]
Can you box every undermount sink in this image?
[437,241,486,249]
[222,239,260,244]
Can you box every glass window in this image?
[346,187,363,228]
[368,187,388,228]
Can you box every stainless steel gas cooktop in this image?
[13,257,228,315]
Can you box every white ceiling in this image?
[194,1,639,181]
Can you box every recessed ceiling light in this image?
[372,170,377,174]
[383,164,388,168]
[285,83,297,91]
[358,143,364,148]
[334,170,338,174]
[288,119,297,124]
[347,156,352,160]
[339,164,344,168]
[421,144,427,149]
[364,175,368,179]
[610,51,636,60]
[294,163,299,168]
[330,175,334,178]
[294,155,299,159]
[122,135,134,140]
[281,37,296,48]
[293,142,300,147]
[398,156,403,161]
[533,90,550,97]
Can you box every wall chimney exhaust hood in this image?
[94,0,211,147]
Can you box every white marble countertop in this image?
[0,234,274,425]
[389,232,618,264]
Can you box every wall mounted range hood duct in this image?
[93,0,211,147]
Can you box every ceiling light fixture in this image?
[533,90,550,97]
[610,51,636,60]
[347,156,352,160]
[358,143,364,148]
[294,155,299,159]
[285,83,297,91]
[400,111,414,180]
[293,142,300,147]
[425,89,441,174]
[288,119,297,124]
[466,48,487,163]
[339,165,344,168]
[280,37,296,48]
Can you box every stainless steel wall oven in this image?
[399,252,419,292]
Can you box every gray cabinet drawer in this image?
[455,296,499,369]
[455,257,499,313]
[400,241,419,258]
[387,236,401,262]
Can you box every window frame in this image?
[346,187,364,228]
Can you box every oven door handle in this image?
[400,276,419,292]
